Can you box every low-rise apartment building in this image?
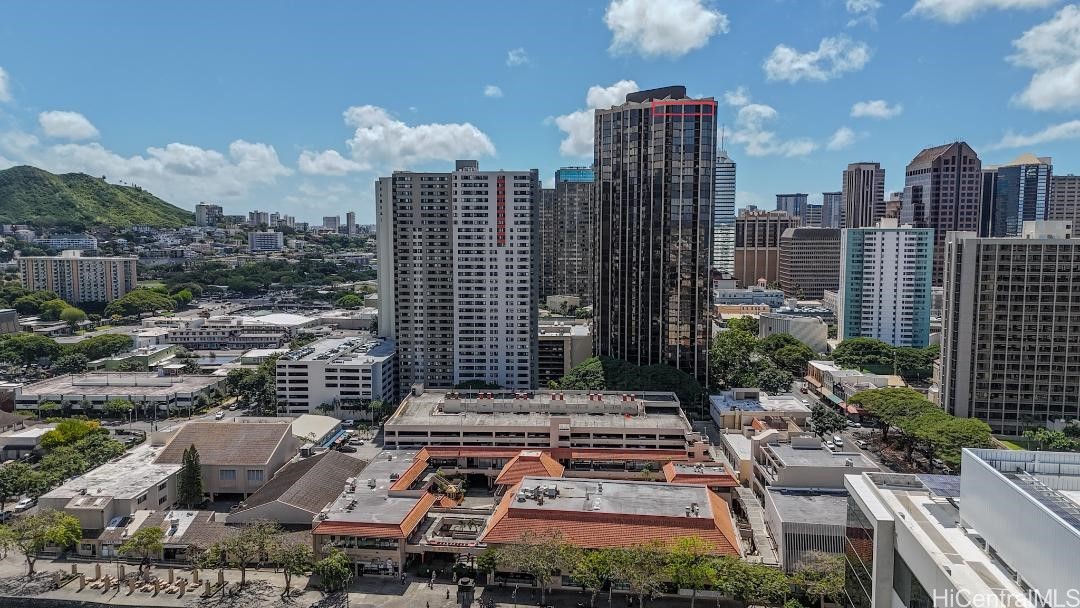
[537,318,592,385]
[275,336,397,416]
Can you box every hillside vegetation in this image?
[0,165,193,230]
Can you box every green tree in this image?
[613,542,669,607]
[791,552,845,608]
[273,540,313,596]
[498,532,582,604]
[832,337,894,370]
[810,405,848,438]
[103,398,135,420]
[52,353,89,374]
[0,334,61,365]
[727,316,759,334]
[0,462,34,511]
[313,548,353,592]
[666,537,716,608]
[554,357,607,391]
[572,549,616,608]
[3,509,82,576]
[37,401,61,416]
[104,289,176,317]
[177,445,204,508]
[736,561,791,606]
[756,363,794,394]
[335,293,364,309]
[760,333,803,357]
[710,329,760,389]
[65,333,133,360]
[40,419,101,449]
[59,306,87,328]
[119,526,165,567]
[38,299,70,321]
[773,343,817,376]
[214,523,273,588]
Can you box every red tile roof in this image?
[662,462,740,487]
[494,452,565,486]
[313,493,436,539]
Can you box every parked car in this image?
[0,511,12,523]
[337,445,357,453]
[348,437,363,446]
[215,411,225,420]
[855,439,869,449]
[832,435,843,444]
[342,419,357,428]
[13,497,36,513]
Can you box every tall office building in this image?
[1049,174,1080,224]
[194,203,223,226]
[593,85,714,383]
[713,149,736,273]
[903,142,982,285]
[778,228,841,299]
[979,153,1052,237]
[775,193,808,221]
[803,204,822,228]
[734,210,800,288]
[539,168,595,304]
[838,219,933,347]
[322,216,340,231]
[842,162,885,229]
[941,222,1080,435]
[821,191,844,228]
[377,160,539,390]
[19,250,137,303]
[345,211,357,236]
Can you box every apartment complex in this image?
[775,193,808,222]
[195,203,223,226]
[838,219,933,347]
[1049,174,1080,224]
[275,336,397,416]
[32,233,98,251]
[980,153,1052,237]
[734,210,800,288]
[778,227,841,299]
[248,230,284,252]
[377,160,539,390]
[593,86,714,382]
[539,167,595,303]
[903,141,982,285]
[845,448,1078,608]
[821,191,844,228]
[713,149,737,273]
[842,162,885,229]
[19,250,137,303]
[941,222,1080,434]
[322,216,340,231]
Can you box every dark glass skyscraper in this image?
[979,153,1052,237]
[539,167,596,304]
[593,85,715,384]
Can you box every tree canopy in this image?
[104,288,176,317]
[832,338,939,380]
[552,356,705,409]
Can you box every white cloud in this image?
[851,99,904,119]
[552,80,639,157]
[298,105,496,173]
[483,85,504,98]
[604,0,729,58]
[0,133,290,203]
[909,0,1058,23]
[722,88,819,157]
[827,126,857,150]
[506,48,529,66]
[723,87,751,107]
[764,36,872,83]
[38,111,100,141]
[988,119,1080,149]
[847,0,882,26]
[297,150,364,176]
[1008,5,1080,111]
[0,67,10,103]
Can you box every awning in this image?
[826,394,843,405]
[321,429,348,448]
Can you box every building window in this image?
[220,469,236,481]
[246,470,264,483]
[158,495,168,505]
[136,494,147,504]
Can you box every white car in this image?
[13,498,36,513]
[215,411,225,420]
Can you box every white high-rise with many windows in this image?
[713,149,736,273]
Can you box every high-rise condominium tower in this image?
[713,149,736,273]
[979,153,1052,237]
[838,219,933,347]
[821,191,844,228]
[1049,174,1080,224]
[345,211,356,236]
[593,85,715,383]
[941,222,1080,435]
[376,160,539,390]
[842,162,885,229]
[776,193,809,222]
[539,168,595,304]
[734,210,800,288]
[903,142,982,285]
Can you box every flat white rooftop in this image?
[42,444,181,501]
[514,476,715,519]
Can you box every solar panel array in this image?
[917,473,961,498]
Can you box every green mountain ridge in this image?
[0,165,194,230]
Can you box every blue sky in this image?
[1,0,1079,223]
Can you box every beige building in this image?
[152,421,298,500]
[228,451,366,525]
[14,373,223,416]
[537,318,592,385]
[19,250,137,303]
[734,210,799,287]
[778,228,841,299]
[759,313,828,353]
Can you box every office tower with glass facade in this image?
[776,193,808,222]
[903,142,982,285]
[539,168,595,304]
[713,149,736,273]
[838,219,933,347]
[941,222,1080,435]
[842,162,885,229]
[979,153,1052,237]
[804,204,822,228]
[734,210,800,288]
[593,85,715,383]
[821,191,843,228]
[377,161,539,390]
